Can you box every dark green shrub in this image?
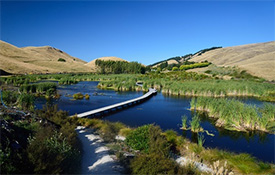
[58,58,66,62]
[148,125,170,157]
[130,153,179,175]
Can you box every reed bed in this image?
[162,80,275,99]
[2,72,275,101]
[191,97,275,133]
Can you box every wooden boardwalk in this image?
[74,88,157,118]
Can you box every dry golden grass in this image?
[190,41,275,81]
[0,40,92,74]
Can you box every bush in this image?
[130,153,180,175]
[27,127,79,174]
[164,130,178,150]
[100,122,124,142]
[172,67,179,71]
[58,58,66,62]
[125,125,151,152]
[148,125,170,157]
[119,127,132,137]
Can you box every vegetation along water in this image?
[1,70,275,174]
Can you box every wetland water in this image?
[35,81,275,162]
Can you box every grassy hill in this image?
[190,41,275,81]
[0,40,91,75]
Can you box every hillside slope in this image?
[85,56,128,72]
[0,40,91,74]
[190,41,275,81]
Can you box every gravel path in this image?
[76,126,123,175]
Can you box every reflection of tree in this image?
[258,132,269,144]
[217,128,269,144]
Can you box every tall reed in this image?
[191,97,275,133]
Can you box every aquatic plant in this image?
[197,133,205,148]
[190,114,201,133]
[73,93,84,100]
[17,93,35,110]
[191,97,275,133]
[181,115,188,130]
[84,94,90,100]
[58,78,78,85]
[20,82,57,94]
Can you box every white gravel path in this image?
[76,126,123,175]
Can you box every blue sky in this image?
[1,1,274,65]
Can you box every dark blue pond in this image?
[35,81,275,163]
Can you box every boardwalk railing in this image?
[73,88,157,118]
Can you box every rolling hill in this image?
[0,40,91,75]
[190,41,275,81]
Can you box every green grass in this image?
[190,114,201,132]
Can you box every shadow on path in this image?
[76,126,123,174]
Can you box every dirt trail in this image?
[76,126,123,174]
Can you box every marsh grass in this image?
[2,72,275,101]
[181,115,188,130]
[19,82,57,95]
[190,114,202,133]
[191,97,275,133]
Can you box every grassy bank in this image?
[1,72,275,101]
[76,118,275,174]
[191,97,275,133]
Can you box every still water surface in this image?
[35,81,274,162]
